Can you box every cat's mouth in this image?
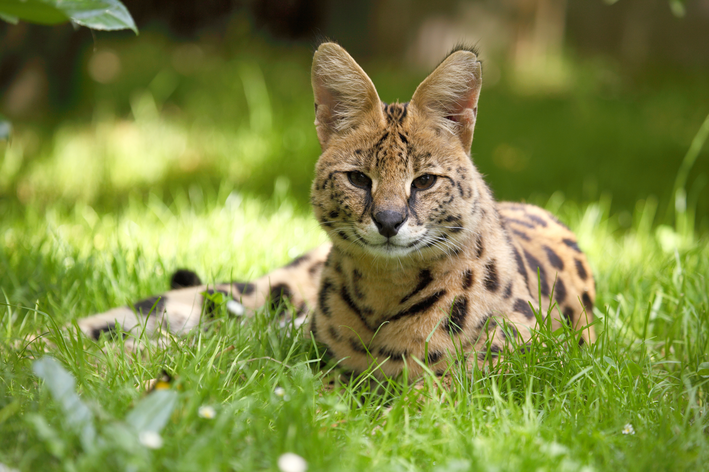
[353,230,432,257]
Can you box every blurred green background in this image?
[1,0,709,231]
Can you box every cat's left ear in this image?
[411,47,482,152]
[311,42,383,149]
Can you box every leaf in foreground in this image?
[125,389,178,434]
[32,356,96,452]
[0,0,137,33]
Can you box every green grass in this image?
[2,36,709,472]
[1,178,708,471]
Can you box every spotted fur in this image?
[76,43,596,380]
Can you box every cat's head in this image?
[310,42,485,261]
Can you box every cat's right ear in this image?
[311,43,383,149]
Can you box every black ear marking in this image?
[170,269,202,289]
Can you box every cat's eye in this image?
[347,171,372,189]
[412,174,436,190]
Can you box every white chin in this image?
[363,242,417,258]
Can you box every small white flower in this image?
[274,386,286,397]
[139,431,164,449]
[277,452,307,472]
[622,423,635,435]
[198,405,216,419]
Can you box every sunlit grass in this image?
[1,36,709,471]
[1,164,708,470]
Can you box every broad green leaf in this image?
[64,0,137,33]
[32,357,96,452]
[0,0,68,24]
[0,0,137,33]
[125,389,178,434]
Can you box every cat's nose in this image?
[373,210,408,238]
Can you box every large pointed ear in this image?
[410,47,482,152]
[311,42,383,149]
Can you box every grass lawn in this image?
[1,175,708,471]
[1,38,709,472]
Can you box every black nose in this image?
[373,210,408,238]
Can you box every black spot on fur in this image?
[512,246,530,292]
[483,260,499,292]
[476,312,497,330]
[337,230,349,241]
[501,325,517,339]
[389,290,447,322]
[526,214,548,227]
[478,345,500,361]
[544,245,564,270]
[329,210,339,219]
[318,279,333,318]
[562,306,574,325]
[133,296,164,316]
[444,297,468,335]
[582,292,594,313]
[575,259,588,281]
[234,282,256,296]
[523,249,549,297]
[462,269,474,290]
[563,238,582,252]
[170,269,201,289]
[286,254,310,268]
[309,316,319,340]
[475,234,484,258]
[400,269,433,304]
[505,217,535,229]
[90,323,123,341]
[512,229,531,241]
[378,345,406,361]
[269,284,292,309]
[328,325,342,341]
[554,277,567,303]
[340,285,375,330]
[351,269,365,300]
[349,338,368,354]
[427,350,443,365]
[513,299,535,319]
[503,282,513,299]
